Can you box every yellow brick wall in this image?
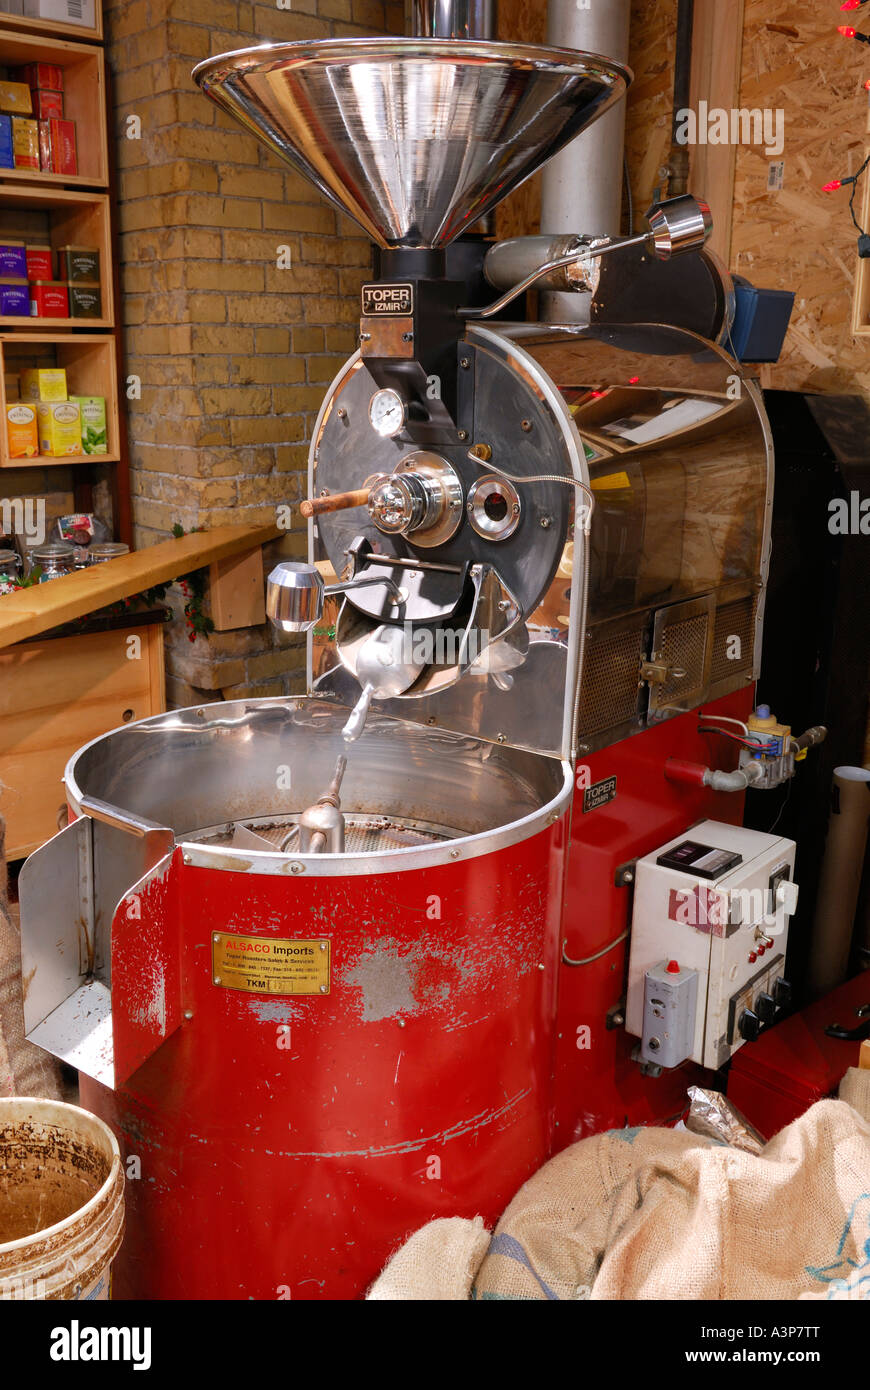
[103,0,404,704]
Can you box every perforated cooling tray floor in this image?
[188,813,453,854]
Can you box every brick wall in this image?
[103,0,404,706]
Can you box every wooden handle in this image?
[299,489,370,519]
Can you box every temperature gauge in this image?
[368,388,406,439]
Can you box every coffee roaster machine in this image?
[19,21,826,1299]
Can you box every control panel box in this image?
[625,821,797,1070]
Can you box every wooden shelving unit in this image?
[0,2,130,542]
[0,30,107,184]
[0,5,102,44]
[0,331,119,464]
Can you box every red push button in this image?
[666,959,681,974]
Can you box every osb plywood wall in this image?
[501,1,870,401]
[733,1,870,397]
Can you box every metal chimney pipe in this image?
[408,0,497,40]
[540,0,630,323]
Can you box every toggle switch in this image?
[739,1009,761,1042]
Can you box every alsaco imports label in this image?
[212,932,330,996]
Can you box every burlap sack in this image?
[367,1217,490,1301]
[368,1078,870,1301]
[0,816,63,1100]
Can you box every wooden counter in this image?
[0,523,280,651]
[0,524,280,858]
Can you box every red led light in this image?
[822,179,843,191]
[628,375,640,384]
[839,24,857,35]
[841,0,860,10]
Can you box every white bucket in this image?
[0,1098,124,1300]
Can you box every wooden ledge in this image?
[0,524,280,650]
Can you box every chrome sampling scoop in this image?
[342,625,425,742]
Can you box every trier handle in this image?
[299,489,370,518]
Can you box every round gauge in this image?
[368,388,406,439]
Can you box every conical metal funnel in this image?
[193,39,631,250]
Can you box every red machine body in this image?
[81,822,568,1301]
[554,688,753,1144]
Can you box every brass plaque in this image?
[212,932,330,996]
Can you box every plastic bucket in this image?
[0,1098,124,1300]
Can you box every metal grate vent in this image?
[577,625,644,736]
[193,814,450,854]
[647,596,714,715]
[658,614,709,702]
[711,596,756,684]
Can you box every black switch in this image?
[756,992,776,1025]
[739,1009,761,1041]
[774,977,791,1008]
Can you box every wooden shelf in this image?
[0,7,101,43]
[0,330,119,466]
[0,184,113,327]
[2,448,118,464]
[0,525,281,649]
[0,29,108,186]
[0,314,111,327]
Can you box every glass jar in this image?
[0,548,21,594]
[29,541,75,583]
[89,542,130,564]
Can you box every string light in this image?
[827,5,870,255]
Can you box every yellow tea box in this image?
[5,400,38,457]
[37,399,82,456]
[20,366,67,402]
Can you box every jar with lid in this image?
[29,541,75,582]
[89,542,130,564]
[0,548,21,594]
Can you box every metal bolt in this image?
[470,442,492,461]
[184,1009,194,1020]
[196,707,206,718]
[496,732,507,744]
[539,516,552,529]
[449,848,460,859]
[521,419,532,432]
[289,861,305,875]
[337,407,347,420]
[460,356,470,369]
[320,942,327,951]
[466,500,474,511]
[511,503,520,516]
[497,599,510,611]
[426,716,436,725]
[397,1017,406,1028]
[319,985,327,994]
[214,977,221,985]
[214,933,220,941]
[360,332,371,341]
[183,853,192,865]
[537,963,545,971]
[611,1012,625,1027]
[457,429,468,441]
[402,332,414,342]
[623,869,634,884]
[319,488,329,497]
